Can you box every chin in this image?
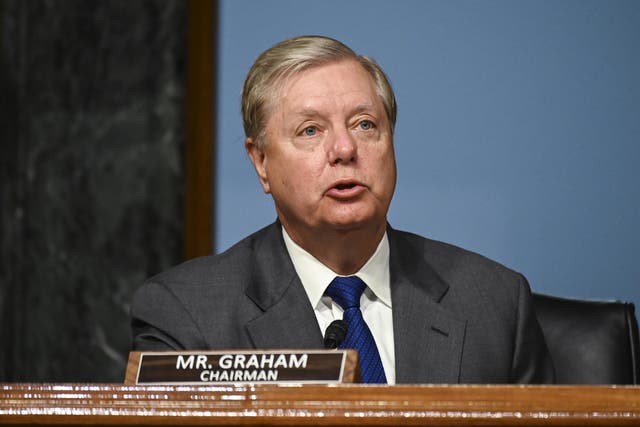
[324,215,382,232]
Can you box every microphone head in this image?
[323,319,347,349]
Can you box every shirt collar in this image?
[282,227,391,309]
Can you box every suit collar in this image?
[244,222,293,311]
[388,227,467,384]
[244,222,324,349]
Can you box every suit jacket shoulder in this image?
[131,222,323,351]
[388,227,554,383]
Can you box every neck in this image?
[282,221,387,275]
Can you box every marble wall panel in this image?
[0,0,185,381]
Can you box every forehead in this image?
[276,60,381,113]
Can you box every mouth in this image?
[326,179,366,199]
[335,182,357,190]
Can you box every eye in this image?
[358,120,373,130]
[303,126,317,136]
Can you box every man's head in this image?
[243,35,398,259]
[242,35,397,148]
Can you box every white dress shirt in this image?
[282,228,396,384]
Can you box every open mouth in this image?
[326,180,365,199]
[335,183,357,190]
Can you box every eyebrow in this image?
[350,102,377,115]
[292,107,323,118]
[292,102,377,118]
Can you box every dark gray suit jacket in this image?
[131,222,555,384]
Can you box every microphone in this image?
[323,319,347,349]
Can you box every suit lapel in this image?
[389,229,467,384]
[240,223,468,381]
[244,222,324,349]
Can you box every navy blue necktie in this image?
[325,276,387,384]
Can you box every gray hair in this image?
[241,35,397,147]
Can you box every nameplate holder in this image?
[125,349,359,385]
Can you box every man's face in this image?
[247,59,396,242]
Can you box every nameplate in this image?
[125,350,359,385]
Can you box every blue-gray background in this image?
[216,0,639,307]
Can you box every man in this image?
[131,35,555,384]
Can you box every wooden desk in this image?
[1,383,639,426]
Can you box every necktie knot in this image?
[325,276,366,310]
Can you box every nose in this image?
[328,126,357,165]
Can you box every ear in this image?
[245,137,271,194]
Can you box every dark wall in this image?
[0,0,185,381]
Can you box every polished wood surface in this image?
[1,384,639,426]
